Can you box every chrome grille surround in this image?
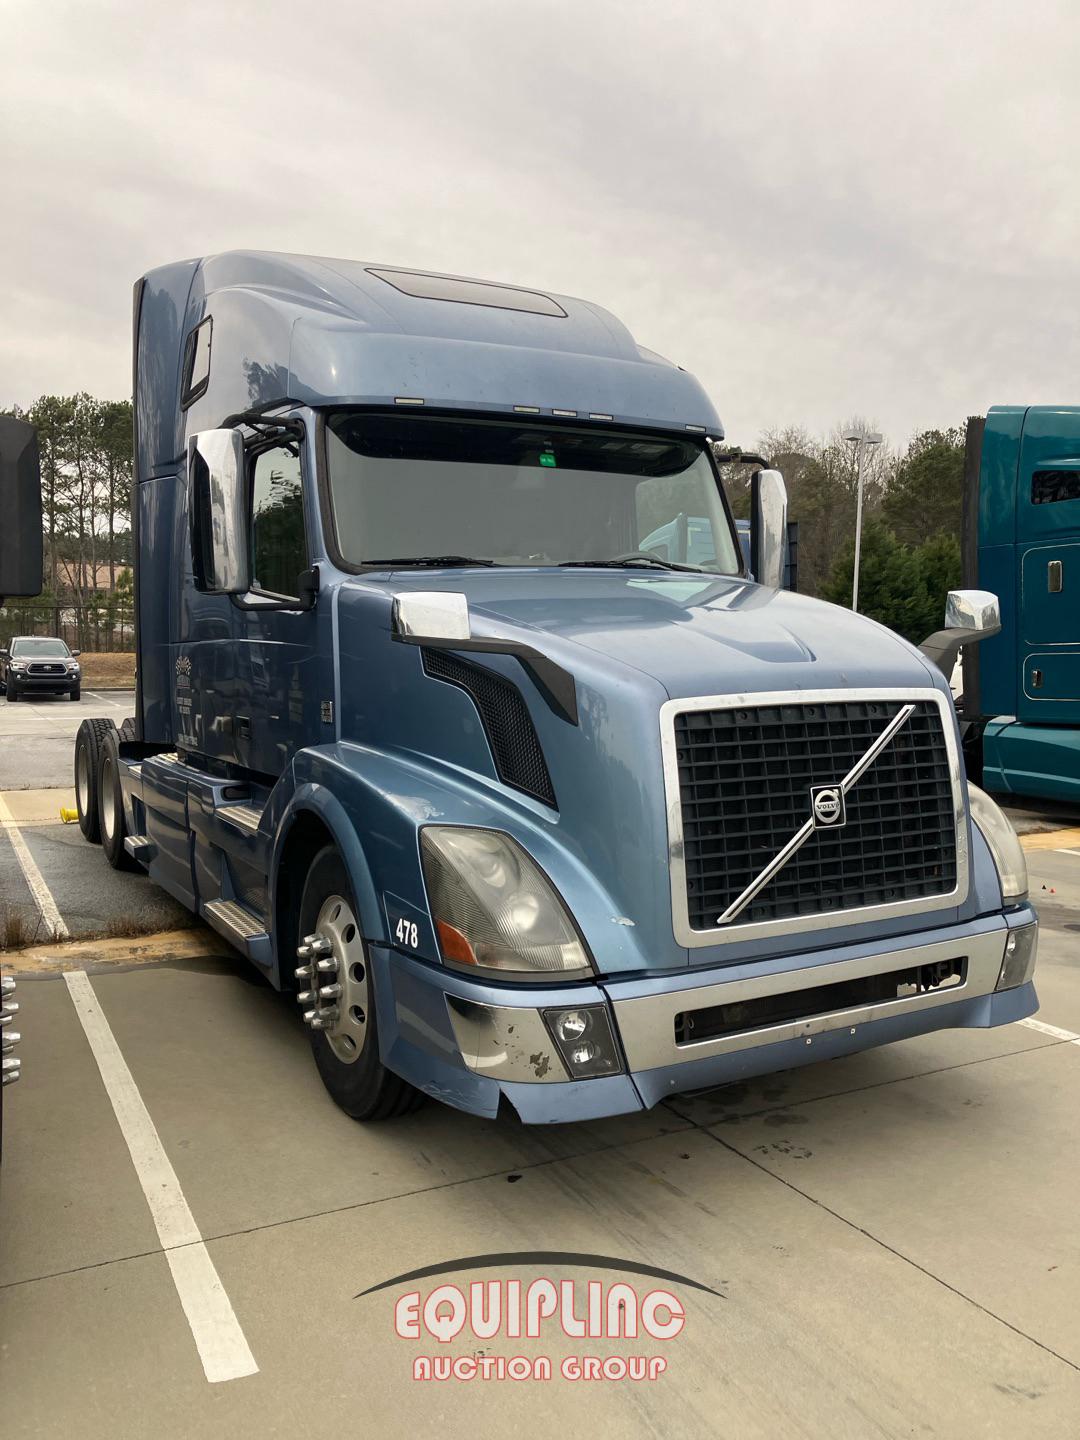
[659,688,969,948]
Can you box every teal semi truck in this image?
[962,407,1080,803]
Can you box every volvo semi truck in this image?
[0,255,1039,1123]
[961,407,1080,803]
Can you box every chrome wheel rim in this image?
[101,755,116,841]
[77,745,89,816]
[295,894,369,1065]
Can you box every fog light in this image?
[543,1004,623,1079]
[995,921,1038,991]
[554,1010,590,1043]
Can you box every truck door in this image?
[1016,408,1080,724]
[241,437,322,777]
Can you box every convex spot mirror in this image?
[920,587,1001,678]
[188,429,250,595]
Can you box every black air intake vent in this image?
[422,649,557,808]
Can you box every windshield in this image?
[325,413,741,573]
[12,638,70,658]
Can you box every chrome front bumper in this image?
[440,916,1036,1089]
[609,925,1019,1073]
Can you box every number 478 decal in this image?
[395,917,419,949]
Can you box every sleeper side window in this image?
[180,318,212,408]
[250,443,307,599]
[1032,469,1080,505]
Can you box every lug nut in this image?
[297,990,314,1004]
[316,957,338,974]
[1,1032,20,1053]
[319,983,342,1000]
[2,1056,19,1085]
[297,945,313,961]
[294,963,313,981]
[1,977,14,996]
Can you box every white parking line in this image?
[1053,848,1080,857]
[63,970,259,1384]
[0,790,69,940]
[1019,1017,1080,1046]
[84,691,132,706]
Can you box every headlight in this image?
[69,662,80,672]
[420,827,593,977]
[10,661,26,671]
[968,783,1027,900]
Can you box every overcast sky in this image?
[3,0,1078,449]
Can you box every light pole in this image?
[842,429,883,612]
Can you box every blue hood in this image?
[334,569,954,977]
[385,569,941,698]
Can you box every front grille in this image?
[28,663,65,674]
[422,649,557,808]
[673,698,957,932]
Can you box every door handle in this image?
[1048,560,1063,593]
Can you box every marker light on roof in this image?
[394,396,425,406]
[685,424,707,433]
[552,408,577,418]
[513,405,541,414]
[588,413,614,421]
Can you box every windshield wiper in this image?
[556,556,707,574]
[361,555,499,568]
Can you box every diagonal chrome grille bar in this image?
[715,702,916,925]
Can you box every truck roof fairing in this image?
[134,251,723,477]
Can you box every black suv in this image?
[1,636,81,701]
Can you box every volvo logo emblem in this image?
[810,785,846,829]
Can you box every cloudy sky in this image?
[3,0,1078,449]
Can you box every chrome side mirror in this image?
[945,589,1000,634]
[188,429,249,595]
[749,469,788,589]
[392,591,471,641]
[920,587,1001,677]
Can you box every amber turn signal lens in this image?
[436,920,477,965]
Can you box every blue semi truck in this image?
[0,256,1040,1123]
[961,408,1080,804]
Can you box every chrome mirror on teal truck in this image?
[920,587,1001,678]
[187,428,250,595]
[749,468,788,588]
[0,415,43,604]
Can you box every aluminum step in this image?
[203,898,266,942]
[216,803,263,834]
[202,899,273,969]
[124,833,156,861]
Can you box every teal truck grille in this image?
[674,699,957,930]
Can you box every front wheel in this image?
[70,685,81,702]
[5,682,17,702]
[296,847,424,1121]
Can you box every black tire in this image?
[75,717,114,844]
[118,717,137,743]
[5,681,17,702]
[299,846,424,1121]
[97,727,136,870]
[70,685,81,701]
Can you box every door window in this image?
[250,443,306,598]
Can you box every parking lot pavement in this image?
[2,844,1080,1438]
[0,791,191,945]
[0,690,133,791]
